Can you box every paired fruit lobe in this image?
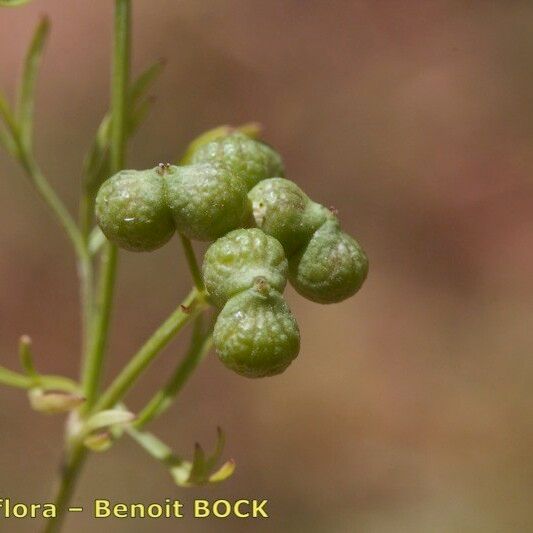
[95,168,175,252]
[289,219,368,304]
[202,228,288,307]
[164,163,251,241]
[190,132,285,190]
[248,178,330,256]
[213,282,300,378]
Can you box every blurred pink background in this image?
[1,1,533,531]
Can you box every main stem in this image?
[46,2,131,532]
[82,0,130,410]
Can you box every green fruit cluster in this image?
[248,178,368,303]
[95,133,283,250]
[95,128,368,378]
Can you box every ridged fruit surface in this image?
[214,284,300,378]
[165,163,251,241]
[202,228,288,307]
[95,168,175,252]
[248,178,330,256]
[289,219,368,303]
[191,132,284,190]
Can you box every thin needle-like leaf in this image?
[0,365,31,389]
[83,60,164,189]
[16,16,50,150]
[0,125,16,154]
[0,0,33,6]
[204,426,225,472]
[0,91,19,139]
[0,93,19,155]
[129,59,164,103]
[129,96,155,134]
[208,459,236,483]
[18,335,37,377]
[188,443,207,484]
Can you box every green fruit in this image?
[248,178,330,256]
[190,132,284,190]
[164,163,251,241]
[289,219,368,303]
[213,279,300,378]
[95,168,175,252]
[202,228,288,307]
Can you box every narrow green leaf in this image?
[82,114,111,194]
[129,59,165,103]
[18,335,37,377]
[0,0,33,6]
[187,443,207,484]
[126,426,182,464]
[16,16,50,150]
[0,365,31,389]
[0,91,19,140]
[82,60,164,198]
[0,124,16,155]
[208,459,236,483]
[129,96,155,135]
[204,426,225,473]
[126,425,234,488]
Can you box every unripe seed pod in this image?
[190,132,284,190]
[202,228,288,307]
[248,178,331,256]
[164,163,251,241]
[213,279,300,378]
[95,168,175,252]
[289,218,368,303]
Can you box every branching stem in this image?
[93,289,208,413]
[135,318,213,428]
[179,233,205,292]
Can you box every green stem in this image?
[126,425,180,465]
[78,256,94,366]
[42,445,87,533]
[135,318,213,428]
[0,365,79,392]
[93,289,207,413]
[0,365,32,389]
[0,95,87,263]
[80,0,131,409]
[46,2,132,531]
[179,233,204,292]
[81,244,118,410]
[110,0,130,173]
[17,149,88,264]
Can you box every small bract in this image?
[289,218,368,303]
[190,132,284,190]
[202,228,288,307]
[248,177,330,256]
[95,168,175,252]
[213,280,300,378]
[164,163,251,241]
